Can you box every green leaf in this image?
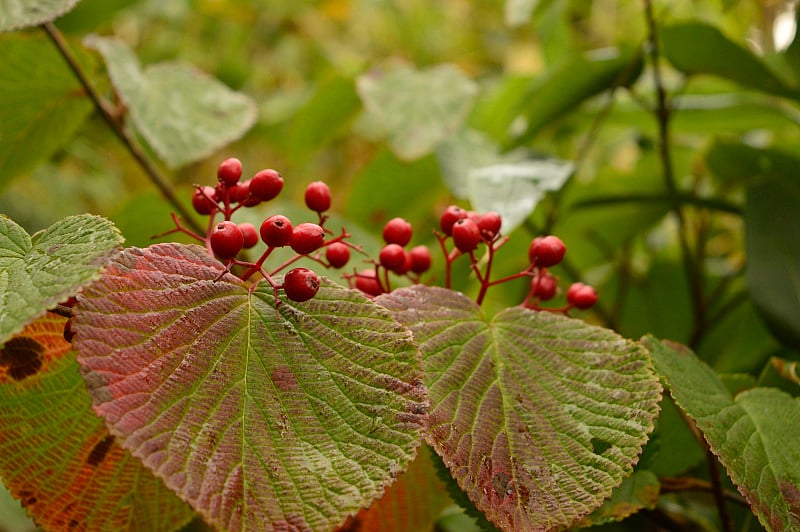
[509,46,643,147]
[706,140,800,188]
[356,63,478,161]
[661,22,800,100]
[73,243,427,531]
[0,313,195,530]
[0,33,94,187]
[377,286,661,531]
[745,175,800,349]
[84,35,257,167]
[0,0,80,31]
[644,336,800,532]
[0,214,123,344]
[576,470,660,526]
[468,158,573,233]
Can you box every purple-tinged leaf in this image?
[377,286,660,531]
[72,243,426,531]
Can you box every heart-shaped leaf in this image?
[84,36,257,167]
[73,243,427,531]
[0,0,80,32]
[0,313,195,530]
[0,214,123,344]
[376,286,661,531]
[356,63,478,161]
[644,336,800,532]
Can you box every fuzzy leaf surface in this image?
[356,63,478,161]
[0,0,80,31]
[376,286,661,531]
[644,336,800,532]
[0,313,195,531]
[73,243,427,532]
[0,214,122,344]
[84,36,257,167]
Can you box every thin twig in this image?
[41,22,203,235]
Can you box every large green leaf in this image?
[0,33,94,187]
[661,22,800,100]
[0,214,122,344]
[84,36,257,167]
[745,175,800,349]
[0,313,195,530]
[72,243,427,531]
[509,46,643,147]
[356,63,478,161]
[644,336,800,532]
[0,0,80,31]
[376,286,661,531]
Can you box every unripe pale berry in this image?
[210,220,244,259]
[529,235,566,267]
[304,181,331,213]
[260,215,293,248]
[439,205,467,236]
[355,269,383,297]
[382,217,413,246]
[283,267,320,302]
[325,242,350,268]
[409,245,432,274]
[192,186,218,215]
[478,211,502,241]
[530,272,557,300]
[379,243,407,273]
[452,218,481,253]
[238,222,259,249]
[566,282,598,309]
[290,222,325,254]
[250,169,283,201]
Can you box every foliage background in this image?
[2,0,800,530]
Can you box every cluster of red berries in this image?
[344,218,433,297]
[433,205,597,312]
[169,157,356,304]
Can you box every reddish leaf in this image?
[377,286,661,531]
[0,313,195,531]
[73,243,427,531]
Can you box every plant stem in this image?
[41,22,203,235]
[642,1,706,349]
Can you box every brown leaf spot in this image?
[87,435,115,467]
[0,336,44,380]
[492,471,514,497]
[271,366,298,392]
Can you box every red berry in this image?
[530,272,558,300]
[283,267,320,302]
[260,215,293,247]
[409,245,432,274]
[192,186,217,215]
[325,242,350,268]
[382,217,413,246]
[379,243,407,273]
[439,205,467,236]
[217,157,243,185]
[529,235,566,267]
[210,220,244,259]
[452,218,481,253]
[290,222,325,254]
[566,282,598,309]
[304,181,331,213]
[250,169,283,201]
[355,269,383,297]
[230,179,251,203]
[238,222,259,249]
[478,211,502,241]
